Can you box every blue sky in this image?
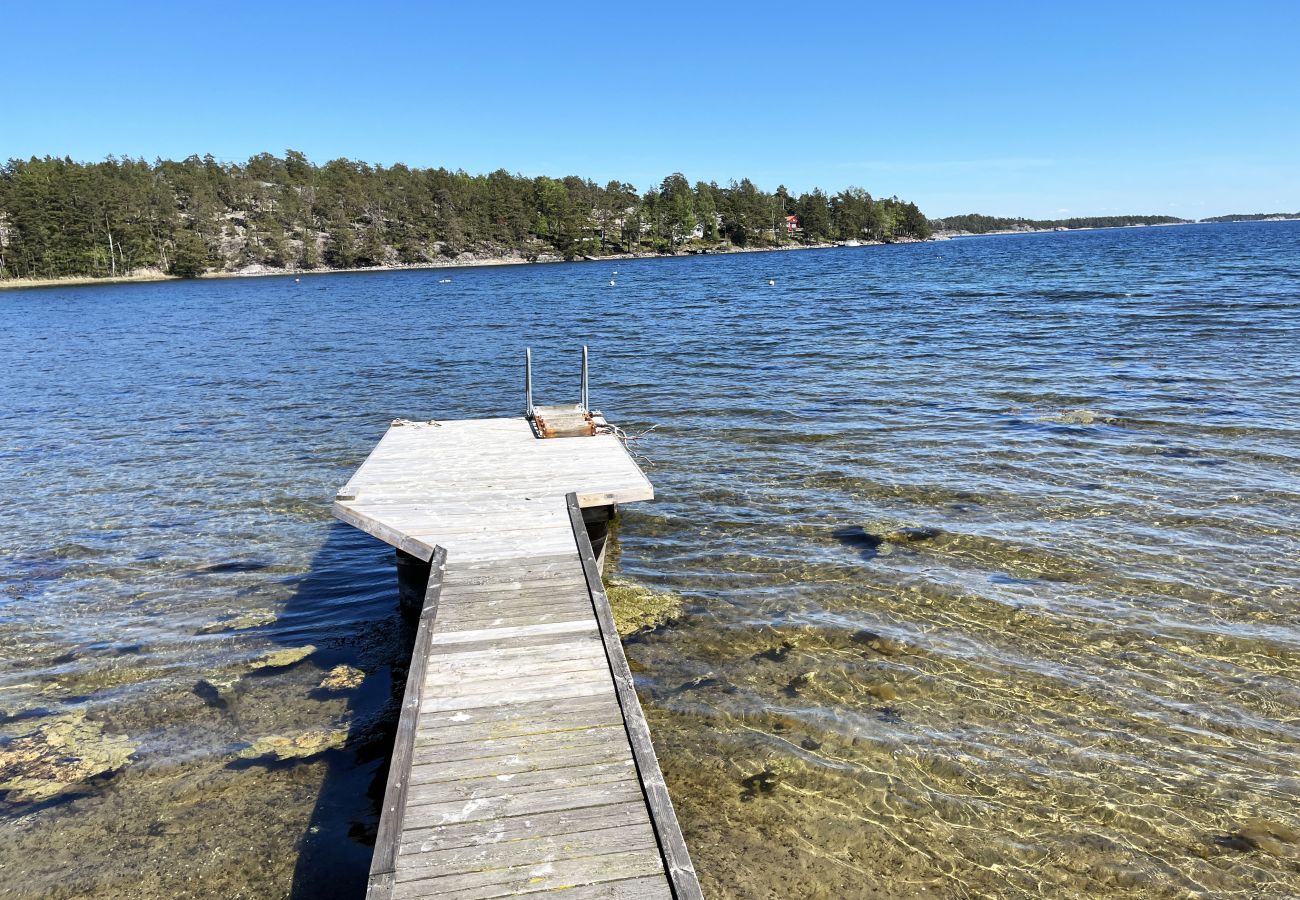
[5,1,1297,218]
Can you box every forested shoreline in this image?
[0,152,931,282]
[1199,212,1300,223]
[930,213,1191,234]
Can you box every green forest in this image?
[0,152,931,281]
[929,213,1190,234]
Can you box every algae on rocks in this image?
[0,711,135,802]
[318,665,364,691]
[604,578,684,637]
[249,645,315,671]
[237,728,349,762]
[196,609,278,634]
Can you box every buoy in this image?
[768,279,775,286]
[294,277,300,283]
[609,280,616,286]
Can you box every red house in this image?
[785,215,801,234]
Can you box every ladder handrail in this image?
[580,345,589,411]
[525,345,591,416]
[524,347,534,418]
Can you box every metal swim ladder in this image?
[525,346,598,438]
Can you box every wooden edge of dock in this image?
[368,546,447,897]
[564,493,705,900]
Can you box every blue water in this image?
[1,221,1298,898]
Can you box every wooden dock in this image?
[333,414,701,899]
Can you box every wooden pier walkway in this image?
[333,415,701,899]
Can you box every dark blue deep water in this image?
[1,221,1298,898]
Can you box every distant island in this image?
[1198,212,1300,223]
[931,211,1300,236]
[930,213,1192,236]
[0,152,931,285]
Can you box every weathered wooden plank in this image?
[437,606,599,634]
[418,676,612,714]
[538,876,673,899]
[412,723,627,768]
[421,638,604,671]
[405,760,636,807]
[401,778,647,831]
[435,601,596,630]
[335,502,437,562]
[567,493,704,900]
[410,731,631,784]
[444,577,590,599]
[449,551,580,568]
[398,801,651,856]
[368,546,447,899]
[391,847,669,899]
[438,578,590,599]
[427,619,595,647]
[416,626,603,659]
[419,666,611,702]
[415,694,621,736]
[413,714,626,759]
[396,822,657,879]
[432,588,592,617]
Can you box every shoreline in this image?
[3,217,1293,291]
[0,240,888,292]
[933,220,1199,240]
[935,217,1299,240]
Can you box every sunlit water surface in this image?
[1,222,1298,898]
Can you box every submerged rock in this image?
[196,610,278,635]
[604,579,684,637]
[830,526,883,551]
[237,728,348,761]
[249,645,316,671]
[1041,408,1120,426]
[193,680,229,710]
[0,711,135,802]
[783,671,817,698]
[1220,818,1300,856]
[851,630,906,656]
[884,526,943,543]
[318,665,365,691]
[834,524,942,555]
[868,682,899,701]
[751,641,794,663]
[740,757,796,801]
[740,769,780,801]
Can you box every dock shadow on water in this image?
[0,520,411,899]
[269,524,416,900]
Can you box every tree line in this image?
[0,152,932,281]
[930,213,1190,234]
[1199,212,1299,223]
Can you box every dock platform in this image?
[333,415,701,899]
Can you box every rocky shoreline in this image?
[0,239,919,291]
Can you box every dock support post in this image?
[581,504,614,573]
[393,549,431,618]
